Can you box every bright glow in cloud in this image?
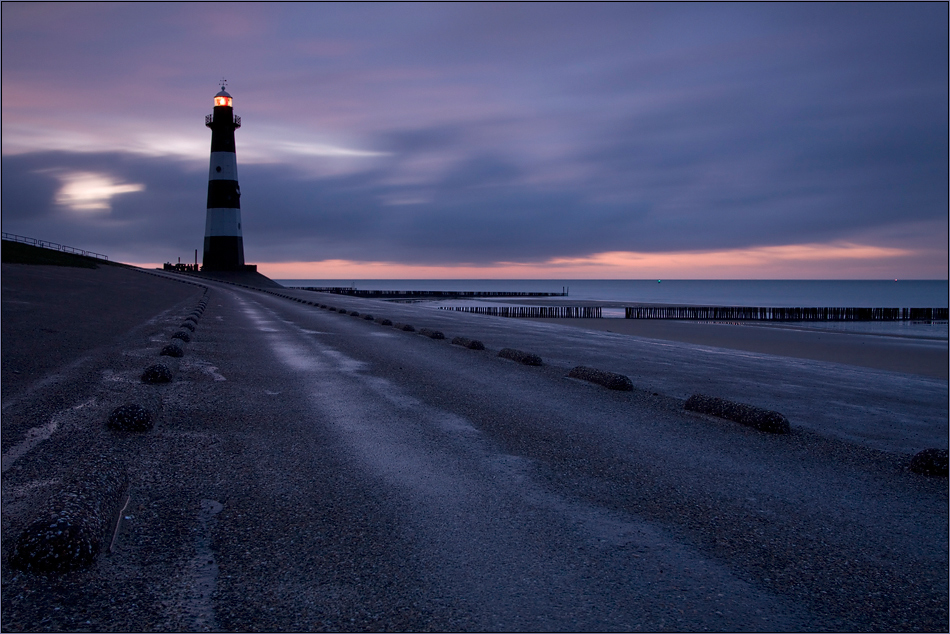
[53,171,145,212]
[2,122,388,171]
[2,122,208,164]
[275,141,389,158]
[237,126,392,173]
[248,242,918,280]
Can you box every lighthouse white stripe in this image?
[205,208,243,237]
[209,152,239,181]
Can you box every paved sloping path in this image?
[283,288,948,455]
[1,277,946,631]
[1,264,202,404]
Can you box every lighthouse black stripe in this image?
[209,152,239,180]
[207,180,241,209]
[203,236,245,270]
[210,134,236,153]
[209,107,238,152]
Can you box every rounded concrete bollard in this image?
[8,459,128,574]
[338,308,348,313]
[684,394,790,434]
[108,404,153,432]
[498,348,543,366]
[179,322,196,332]
[394,323,416,332]
[350,311,360,317]
[567,366,634,391]
[376,317,393,326]
[142,364,173,384]
[419,328,445,339]
[160,343,184,358]
[451,336,486,350]
[909,448,948,476]
[171,330,191,343]
[363,314,374,320]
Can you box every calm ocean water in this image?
[277,279,948,308]
[277,279,948,339]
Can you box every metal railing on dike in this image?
[2,232,109,261]
[624,305,948,321]
[439,306,602,318]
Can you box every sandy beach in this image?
[527,317,948,379]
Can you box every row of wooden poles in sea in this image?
[440,306,603,318]
[624,306,947,321]
[298,287,946,321]
[439,306,948,321]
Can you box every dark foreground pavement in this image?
[2,272,947,631]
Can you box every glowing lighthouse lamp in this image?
[202,83,254,271]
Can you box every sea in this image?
[276,279,949,339]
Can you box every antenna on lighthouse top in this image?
[219,78,228,90]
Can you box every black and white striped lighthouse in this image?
[202,84,246,271]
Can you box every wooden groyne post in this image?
[438,306,602,318]
[623,306,948,321]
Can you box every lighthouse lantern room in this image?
[202,84,247,271]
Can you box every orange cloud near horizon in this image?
[128,241,944,280]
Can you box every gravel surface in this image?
[684,394,791,434]
[2,276,947,631]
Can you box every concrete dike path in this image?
[2,265,947,631]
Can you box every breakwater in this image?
[624,306,948,321]
[295,287,568,299]
[439,306,601,318]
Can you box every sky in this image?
[2,3,947,279]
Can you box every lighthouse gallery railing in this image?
[205,114,241,128]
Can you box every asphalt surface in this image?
[1,264,202,403]
[1,272,947,631]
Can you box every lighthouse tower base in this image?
[202,234,255,272]
[201,262,258,272]
[196,268,280,290]
[202,263,258,272]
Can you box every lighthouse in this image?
[202,84,247,270]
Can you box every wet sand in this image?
[527,317,948,379]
